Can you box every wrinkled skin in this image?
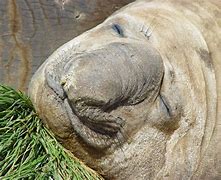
[0,0,133,91]
[29,0,221,179]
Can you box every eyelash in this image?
[112,24,124,37]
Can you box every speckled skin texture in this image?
[29,0,221,179]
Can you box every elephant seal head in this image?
[29,0,220,179]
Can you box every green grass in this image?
[0,84,103,180]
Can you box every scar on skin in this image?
[197,48,213,69]
[55,0,71,9]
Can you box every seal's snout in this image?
[43,42,164,149]
[61,42,164,107]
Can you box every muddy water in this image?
[0,0,134,91]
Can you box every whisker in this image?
[115,132,126,157]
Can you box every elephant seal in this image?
[29,0,221,179]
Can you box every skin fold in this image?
[29,0,221,179]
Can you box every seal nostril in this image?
[46,73,67,100]
[60,81,66,86]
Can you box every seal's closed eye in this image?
[112,24,124,37]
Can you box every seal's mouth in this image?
[45,58,128,150]
[46,75,126,149]
[45,42,165,150]
[62,97,126,149]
